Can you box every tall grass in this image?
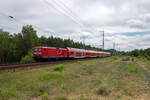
[53,64,65,71]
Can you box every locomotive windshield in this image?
[34,48,42,51]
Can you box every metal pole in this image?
[99,31,104,51]
[80,36,86,50]
[102,31,104,50]
[113,42,115,56]
[83,37,85,50]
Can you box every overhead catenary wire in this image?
[55,0,84,26]
[0,24,18,30]
[44,1,111,50]
[0,12,70,38]
[56,0,97,32]
[0,0,103,48]
[43,0,96,34]
[42,0,91,43]
[43,0,83,27]
[54,0,98,34]
[0,13,103,50]
[0,13,20,30]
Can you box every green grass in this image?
[0,57,150,100]
[38,72,64,81]
[53,64,65,71]
[0,87,19,100]
[77,61,83,65]
[91,78,102,86]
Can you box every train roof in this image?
[34,46,110,54]
[34,46,66,50]
[67,47,86,52]
[102,52,111,54]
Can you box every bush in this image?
[53,64,65,71]
[145,56,150,60]
[97,86,110,96]
[20,50,34,63]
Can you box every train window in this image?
[34,48,38,51]
[34,48,42,51]
[38,48,42,51]
[44,48,47,51]
[39,48,42,51]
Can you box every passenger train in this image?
[33,46,111,61]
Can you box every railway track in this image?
[0,58,100,73]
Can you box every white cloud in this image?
[0,0,150,51]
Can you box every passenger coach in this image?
[33,46,111,61]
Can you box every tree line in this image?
[0,25,101,64]
[120,48,150,60]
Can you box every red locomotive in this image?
[33,46,111,61]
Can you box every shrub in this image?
[137,56,144,59]
[20,55,33,63]
[20,50,34,63]
[97,86,110,96]
[146,56,150,60]
[53,64,65,71]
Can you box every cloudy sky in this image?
[0,0,150,51]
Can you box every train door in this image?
[43,48,48,56]
[57,49,62,57]
[74,51,76,58]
